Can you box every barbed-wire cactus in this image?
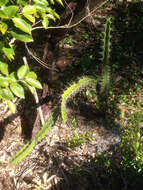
[61,77,97,123]
[100,16,112,93]
[10,16,113,165]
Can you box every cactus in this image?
[100,16,112,93]
[10,16,113,165]
[61,77,97,123]
[10,110,59,165]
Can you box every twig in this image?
[23,56,45,126]
[86,0,96,26]
[63,0,74,26]
[25,43,58,71]
[32,0,108,31]
[46,175,56,184]
[33,88,45,125]
[15,164,36,190]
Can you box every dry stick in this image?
[63,0,74,26]
[86,0,96,26]
[25,43,58,71]
[22,56,45,126]
[46,175,57,184]
[32,0,108,31]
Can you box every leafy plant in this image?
[121,111,143,172]
[0,64,42,113]
[67,131,93,148]
[67,131,86,148]
[63,34,76,46]
[0,0,63,111]
[82,33,89,40]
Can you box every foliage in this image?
[0,64,42,112]
[67,131,93,148]
[0,0,63,111]
[121,111,143,172]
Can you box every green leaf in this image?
[0,61,8,76]
[0,10,9,19]
[0,79,9,87]
[0,0,9,6]
[46,8,60,20]
[0,88,14,100]
[0,22,7,35]
[35,3,47,12]
[2,6,19,18]
[22,5,37,15]
[26,78,42,89]
[11,31,33,42]
[17,0,27,6]
[23,14,35,23]
[42,16,49,29]
[2,47,15,61]
[137,132,141,139]
[21,80,34,94]
[7,100,16,113]
[53,11,60,20]
[0,75,15,83]
[46,7,56,16]
[22,5,36,23]
[12,17,32,34]
[17,65,29,79]
[9,72,17,82]
[136,142,140,150]
[0,42,4,49]
[0,6,19,19]
[55,0,64,6]
[34,0,49,6]
[25,71,37,79]
[10,82,25,98]
[50,0,55,4]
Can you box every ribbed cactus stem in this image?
[61,77,97,123]
[10,110,59,165]
[100,16,112,93]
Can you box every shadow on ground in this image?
[30,141,143,190]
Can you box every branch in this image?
[32,0,108,31]
[25,43,58,71]
[23,56,45,126]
